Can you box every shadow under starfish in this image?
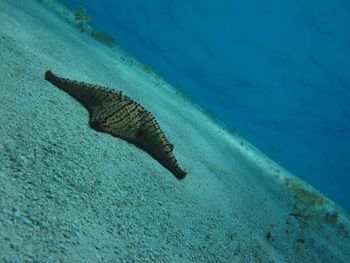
[44,70,187,179]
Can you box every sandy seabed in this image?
[0,0,349,262]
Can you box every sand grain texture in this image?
[0,0,350,262]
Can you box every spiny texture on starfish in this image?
[44,70,186,179]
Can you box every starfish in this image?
[44,70,186,179]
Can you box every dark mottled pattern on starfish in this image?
[44,70,186,179]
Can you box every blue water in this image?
[61,0,350,211]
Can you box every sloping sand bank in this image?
[0,0,349,262]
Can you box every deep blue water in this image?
[61,0,350,211]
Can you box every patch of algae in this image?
[285,178,350,238]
